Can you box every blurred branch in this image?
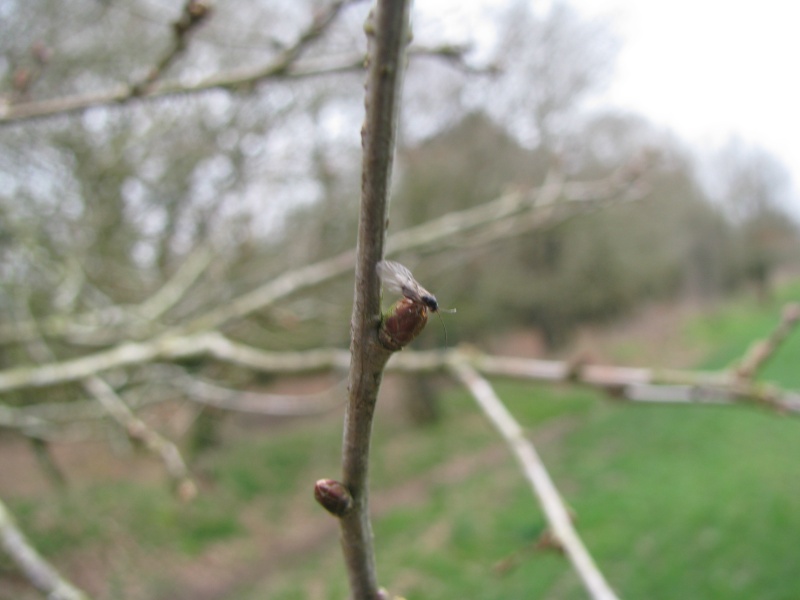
[0,402,50,432]
[1,308,797,486]
[735,302,800,380]
[130,0,213,95]
[448,358,620,600]
[182,378,346,416]
[9,297,197,500]
[184,161,649,333]
[0,497,90,600]
[2,325,799,412]
[0,367,343,433]
[82,376,197,501]
[0,45,467,126]
[0,331,346,393]
[391,347,800,414]
[0,244,215,346]
[0,0,472,131]
[0,0,350,125]
[0,58,357,125]
[137,244,217,322]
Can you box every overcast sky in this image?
[417,0,800,218]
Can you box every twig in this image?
[7,297,198,500]
[0,42,460,127]
[0,496,90,600]
[333,1,412,597]
[448,358,620,600]
[130,0,213,95]
[176,374,347,415]
[736,303,800,380]
[137,244,216,322]
[0,0,348,126]
[0,331,345,393]
[82,376,197,501]
[0,402,50,431]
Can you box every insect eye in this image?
[422,295,439,311]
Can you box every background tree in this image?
[708,138,799,299]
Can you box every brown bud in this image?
[314,478,353,517]
[31,41,51,64]
[187,0,212,22]
[177,479,198,503]
[378,297,428,351]
[12,68,31,92]
[535,529,565,554]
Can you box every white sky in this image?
[569,0,800,215]
[417,0,800,218]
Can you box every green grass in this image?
[685,280,800,384]
[9,480,243,558]
[4,280,800,599]
[560,403,800,599]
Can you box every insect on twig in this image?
[377,260,456,345]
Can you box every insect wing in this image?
[377,260,428,303]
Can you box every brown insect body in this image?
[378,297,429,351]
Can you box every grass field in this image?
[2,282,800,599]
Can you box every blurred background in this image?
[1,1,799,598]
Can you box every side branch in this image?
[736,302,800,380]
[0,0,348,125]
[448,359,619,600]
[0,331,349,393]
[130,0,212,95]
[82,376,197,501]
[0,44,462,127]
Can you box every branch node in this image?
[564,353,588,382]
[177,479,199,503]
[535,528,566,554]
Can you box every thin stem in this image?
[339,1,411,597]
[736,302,800,380]
[0,497,90,600]
[449,359,619,600]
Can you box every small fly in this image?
[377,260,456,344]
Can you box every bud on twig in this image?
[314,478,353,517]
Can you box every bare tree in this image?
[1,1,799,599]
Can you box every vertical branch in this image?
[449,359,620,600]
[338,1,411,598]
[0,497,90,600]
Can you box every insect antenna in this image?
[433,306,456,348]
